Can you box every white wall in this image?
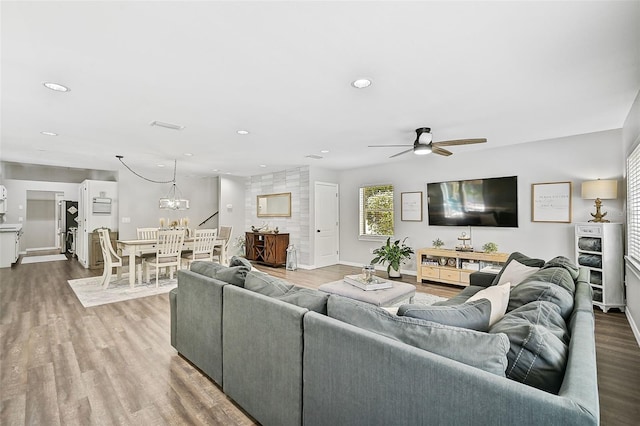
[117,172,219,239]
[338,129,625,273]
[219,175,247,257]
[622,90,640,344]
[25,199,56,249]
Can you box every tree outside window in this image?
[360,184,394,237]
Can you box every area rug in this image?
[395,292,447,306]
[67,274,177,308]
[21,254,68,264]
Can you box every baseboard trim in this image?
[626,308,640,347]
[338,260,417,277]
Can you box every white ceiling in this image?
[2,1,639,179]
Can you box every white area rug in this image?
[68,274,177,308]
[392,291,447,307]
[21,254,68,264]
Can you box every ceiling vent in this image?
[305,154,323,160]
[150,121,185,130]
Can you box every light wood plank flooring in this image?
[1,256,639,425]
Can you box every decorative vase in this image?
[388,267,402,279]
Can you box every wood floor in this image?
[1,256,639,425]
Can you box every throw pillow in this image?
[496,260,540,287]
[465,283,510,327]
[397,299,492,332]
[491,252,545,286]
[229,256,252,270]
[508,278,574,319]
[190,261,225,278]
[190,261,251,287]
[275,286,330,314]
[327,295,510,376]
[542,256,580,280]
[490,301,570,394]
[244,270,294,296]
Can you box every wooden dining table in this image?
[117,237,227,287]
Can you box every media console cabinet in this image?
[416,248,509,287]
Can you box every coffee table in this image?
[318,279,416,307]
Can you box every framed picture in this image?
[401,191,423,221]
[531,182,572,223]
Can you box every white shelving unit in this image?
[575,222,624,313]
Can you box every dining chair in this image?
[98,228,123,289]
[142,228,185,287]
[213,225,233,264]
[181,228,218,268]
[135,227,159,262]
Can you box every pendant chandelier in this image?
[116,155,190,210]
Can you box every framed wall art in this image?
[401,191,423,221]
[531,181,572,223]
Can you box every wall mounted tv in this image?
[427,176,518,227]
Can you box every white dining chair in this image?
[213,225,232,265]
[98,228,123,289]
[142,228,185,287]
[181,228,218,268]
[137,227,159,240]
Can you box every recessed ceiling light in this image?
[43,82,70,92]
[150,120,185,130]
[259,164,267,168]
[226,172,232,175]
[320,150,329,153]
[184,152,193,157]
[157,164,166,168]
[237,130,250,135]
[305,154,323,160]
[351,79,372,89]
[40,131,58,136]
[213,169,220,172]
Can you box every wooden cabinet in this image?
[245,232,290,267]
[575,223,624,312]
[416,248,509,287]
[89,230,117,270]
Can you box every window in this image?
[359,184,394,238]
[628,143,640,263]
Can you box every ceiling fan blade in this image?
[432,146,453,156]
[368,144,413,148]
[390,148,414,158]
[433,138,487,147]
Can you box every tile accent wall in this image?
[245,166,310,266]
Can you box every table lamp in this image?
[581,179,617,223]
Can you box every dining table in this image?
[116,237,227,287]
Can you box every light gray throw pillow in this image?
[397,299,492,332]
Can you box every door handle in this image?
[317,229,321,233]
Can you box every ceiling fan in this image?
[369,127,487,158]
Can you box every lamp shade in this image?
[581,179,617,200]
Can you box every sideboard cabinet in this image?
[245,232,290,267]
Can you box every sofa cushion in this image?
[190,261,251,287]
[229,255,253,270]
[509,266,576,319]
[490,301,570,394]
[244,270,294,296]
[276,286,329,314]
[397,299,492,332]
[496,259,540,287]
[466,283,510,326]
[542,256,580,280]
[491,252,545,286]
[432,286,484,306]
[328,295,510,376]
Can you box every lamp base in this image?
[588,198,610,223]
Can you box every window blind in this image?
[627,143,640,262]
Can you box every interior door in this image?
[314,182,339,268]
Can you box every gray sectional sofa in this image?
[170,254,600,426]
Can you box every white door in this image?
[314,182,339,268]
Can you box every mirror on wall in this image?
[257,192,291,217]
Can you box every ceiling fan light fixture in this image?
[416,127,433,144]
[414,144,432,155]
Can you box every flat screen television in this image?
[427,176,518,227]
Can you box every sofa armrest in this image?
[175,269,228,385]
[469,271,497,287]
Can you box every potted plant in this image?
[432,238,445,249]
[371,237,414,279]
[482,242,498,253]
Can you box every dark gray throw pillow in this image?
[229,256,253,270]
[491,252,545,286]
[276,286,329,314]
[490,301,569,394]
[508,279,574,319]
[190,261,251,287]
[542,256,580,280]
[244,270,294,296]
[397,299,492,332]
